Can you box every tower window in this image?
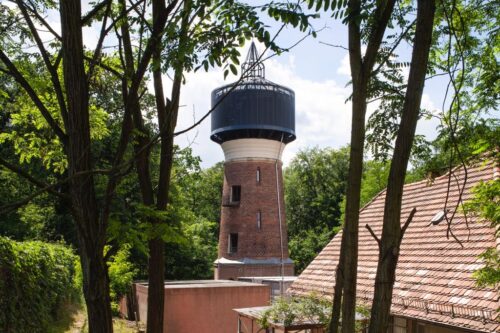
[228,233,238,253]
[256,167,261,183]
[231,185,241,203]
[257,210,262,229]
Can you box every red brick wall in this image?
[216,159,293,279]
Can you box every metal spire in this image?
[241,42,265,79]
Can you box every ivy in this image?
[0,237,80,332]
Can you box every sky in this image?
[9,1,448,168]
[168,18,443,168]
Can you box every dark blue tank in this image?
[210,43,296,144]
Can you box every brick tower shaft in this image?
[214,139,294,280]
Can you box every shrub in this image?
[0,237,81,333]
[107,244,137,315]
[257,294,370,332]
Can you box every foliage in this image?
[0,237,80,333]
[165,217,219,279]
[284,147,349,272]
[464,177,500,287]
[364,0,499,165]
[288,227,333,274]
[360,160,390,207]
[107,244,138,315]
[185,162,224,225]
[0,0,320,330]
[285,147,349,235]
[162,148,219,279]
[257,293,369,331]
[257,294,331,328]
[102,146,220,280]
[409,119,499,180]
[473,248,500,288]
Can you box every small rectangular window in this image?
[257,210,262,229]
[256,167,261,183]
[231,185,241,203]
[228,233,238,253]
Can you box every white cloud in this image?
[169,52,354,168]
[415,93,441,141]
[157,43,443,169]
[337,52,350,77]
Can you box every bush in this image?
[107,244,137,315]
[0,237,81,333]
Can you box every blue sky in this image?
[9,1,451,168]
[171,12,445,168]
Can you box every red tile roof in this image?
[289,162,499,332]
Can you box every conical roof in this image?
[241,42,265,80]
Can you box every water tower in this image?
[211,43,295,280]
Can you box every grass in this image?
[48,302,143,333]
[47,302,85,333]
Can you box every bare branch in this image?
[399,207,417,242]
[362,0,397,76]
[0,157,68,200]
[0,50,68,145]
[24,4,61,40]
[83,55,123,78]
[87,0,114,80]
[82,0,111,25]
[365,224,381,248]
[372,18,417,76]
[15,0,69,128]
[128,0,152,32]
[0,168,110,216]
[319,41,349,51]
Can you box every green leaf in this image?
[315,0,323,12]
[229,63,237,75]
[324,0,330,11]
[330,0,337,11]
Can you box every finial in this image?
[241,41,265,79]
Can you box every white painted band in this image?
[221,139,286,161]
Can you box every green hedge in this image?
[0,237,81,333]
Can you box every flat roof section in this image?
[136,279,267,289]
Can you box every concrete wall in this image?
[215,262,294,280]
[133,281,271,333]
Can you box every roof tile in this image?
[289,162,499,332]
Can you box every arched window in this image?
[257,210,262,230]
[256,167,261,183]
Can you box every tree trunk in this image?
[146,1,188,331]
[329,238,344,332]
[331,1,396,332]
[79,241,113,333]
[368,1,436,332]
[339,80,368,333]
[59,1,112,332]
